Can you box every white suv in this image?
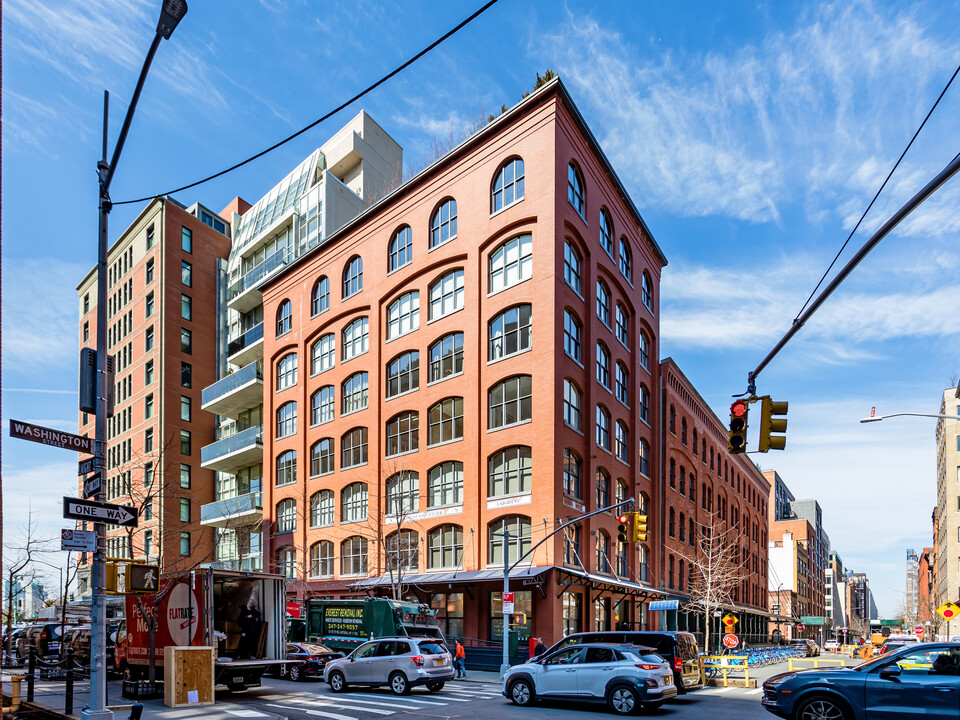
[823,640,841,653]
[324,637,454,695]
[502,643,677,714]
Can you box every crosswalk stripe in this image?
[747,689,763,695]
[320,697,425,709]
[309,702,395,715]
[341,695,429,706]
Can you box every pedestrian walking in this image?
[454,640,467,679]
[534,638,547,658]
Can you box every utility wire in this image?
[114,0,504,206]
[794,62,960,320]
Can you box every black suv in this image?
[19,623,70,661]
[545,631,703,693]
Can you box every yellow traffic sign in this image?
[722,613,739,626]
[937,601,960,620]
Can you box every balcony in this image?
[227,251,289,314]
[200,425,263,475]
[205,555,262,572]
[200,491,262,529]
[227,323,264,368]
[201,362,263,418]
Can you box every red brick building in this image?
[257,78,667,647]
[658,359,771,646]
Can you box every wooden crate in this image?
[163,646,215,708]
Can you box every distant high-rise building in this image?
[905,548,920,621]
[934,386,960,609]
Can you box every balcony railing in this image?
[227,323,264,358]
[200,491,262,526]
[202,361,263,407]
[228,251,289,301]
[200,425,262,475]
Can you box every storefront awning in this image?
[649,600,680,611]
[555,567,661,601]
[348,565,552,589]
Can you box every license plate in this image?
[436,658,445,665]
[233,676,244,684]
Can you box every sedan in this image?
[502,643,676,715]
[277,642,343,682]
[762,642,960,720]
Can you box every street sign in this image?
[914,625,924,637]
[126,564,160,593]
[63,497,138,527]
[502,591,515,614]
[722,634,739,649]
[78,457,98,476]
[84,473,102,499]
[798,624,805,632]
[937,601,960,620]
[61,529,96,552]
[722,613,738,626]
[10,419,95,454]
[286,602,302,619]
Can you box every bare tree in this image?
[362,459,419,602]
[3,515,54,660]
[676,510,748,655]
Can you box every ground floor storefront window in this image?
[491,590,531,643]
[594,597,611,631]
[562,592,582,636]
[430,592,464,639]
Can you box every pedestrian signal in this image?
[512,612,527,626]
[126,564,160,593]
[633,514,648,542]
[758,396,788,452]
[728,399,749,454]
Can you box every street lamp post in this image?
[89,4,187,719]
[860,412,960,424]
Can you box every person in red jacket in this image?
[454,640,467,679]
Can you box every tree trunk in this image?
[4,577,14,664]
[148,614,157,683]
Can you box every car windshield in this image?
[417,641,447,655]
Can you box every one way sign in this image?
[63,497,138,527]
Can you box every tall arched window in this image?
[387,291,419,339]
[492,157,524,213]
[428,397,463,445]
[615,421,629,463]
[277,546,296,579]
[599,209,613,256]
[563,309,582,362]
[276,299,292,337]
[276,498,296,533]
[310,438,334,476]
[428,270,464,320]
[388,225,413,272]
[430,198,457,249]
[638,438,650,477]
[276,353,297,391]
[341,536,367,575]
[310,489,334,527]
[310,541,334,577]
[342,256,363,299]
[596,280,610,326]
[276,450,296,487]
[563,448,582,498]
[596,405,611,450]
[641,271,653,311]
[428,525,463,569]
[386,471,419,516]
[615,361,629,405]
[639,385,650,424]
[311,276,329,316]
[563,379,582,430]
[341,482,368,522]
[595,467,610,508]
[276,401,297,438]
[488,515,531,565]
[564,523,582,566]
[639,331,650,370]
[386,529,419,571]
[615,303,629,345]
[310,385,334,426]
[386,411,419,457]
[489,234,532,294]
[619,237,632,282]
[488,304,532,361]
[341,427,368,469]
[596,341,610,388]
[596,530,610,574]
[428,333,464,382]
[564,241,582,294]
[342,371,368,415]
[428,461,463,507]
[387,350,419,398]
[488,446,532,497]
[342,317,369,361]
[488,375,532,430]
[311,333,335,374]
[568,162,584,217]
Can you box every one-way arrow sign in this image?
[63,497,138,527]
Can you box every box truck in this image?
[306,598,445,653]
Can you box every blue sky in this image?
[4,0,960,617]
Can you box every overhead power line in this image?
[114,0,504,206]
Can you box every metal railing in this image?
[200,425,262,465]
[227,323,264,357]
[228,251,289,300]
[200,491,262,523]
[201,361,262,406]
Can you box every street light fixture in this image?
[89,4,187,719]
[860,411,960,423]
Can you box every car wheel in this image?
[795,696,849,720]
[608,685,640,715]
[328,670,347,693]
[509,678,535,707]
[426,681,444,693]
[289,664,301,682]
[390,671,411,696]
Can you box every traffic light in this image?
[758,396,788,452]
[633,514,648,542]
[617,514,630,543]
[512,612,527,625]
[728,399,749,454]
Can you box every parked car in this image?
[789,638,819,657]
[823,639,841,653]
[2,626,25,664]
[18,624,70,661]
[324,636,453,695]
[544,630,702,693]
[270,642,342,682]
[503,642,677,715]
[61,625,92,667]
[763,642,960,720]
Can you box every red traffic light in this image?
[617,514,629,523]
[731,400,748,418]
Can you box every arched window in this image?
[681,417,688,445]
[387,291,419,339]
[387,350,419,398]
[616,479,628,507]
[310,385,335,426]
[430,198,457,249]
[641,271,653,311]
[639,331,650,370]
[276,401,297,438]
[310,489,334,527]
[428,397,463,445]
[638,438,650,477]
[276,299,292,337]
[277,546,296,579]
[428,333,464,382]
[386,411,419,457]
[689,517,696,547]
[428,269,464,320]
[311,276,329,316]
[595,467,610,508]
[568,163,584,217]
[276,450,296,487]
[488,515,531,565]
[564,241,582,294]
[669,458,676,488]
[341,482,368,522]
[428,461,463,507]
[342,317,369,361]
[693,429,699,455]
[388,225,413,272]
[615,303,629,345]
[679,512,686,542]
[563,309,582,362]
[488,446,532,497]
[386,529,419,571]
[341,427,368,469]
[488,375,532,430]
[564,523,582,566]
[669,404,676,434]
[310,540,334,578]
[563,449,582,498]
[276,353,297,391]
[596,530,611,574]
[428,525,463,569]
[596,341,610,388]
[563,379,581,430]
[596,404,611,450]
[489,234,532,294]
[341,371,369,415]
[311,333,335,374]
[615,421,629,463]
[639,385,650,424]
[599,209,613,256]
[619,238,632,282]
[492,157,524,212]
[669,507,676,537]
[596,280,610,326]
[488,304,532,361]
[342,256,363,299]
[615,361,629,405]
[386,471,419,516]
[341,536,367,575]
[276,498,296,533]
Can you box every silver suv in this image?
[324,637,454,695]
[502,643,677,714]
